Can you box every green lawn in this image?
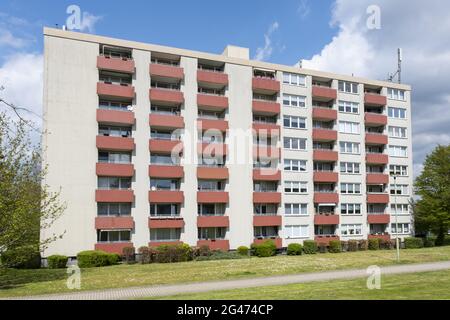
[151,269,450,300]
[1,246,450,298]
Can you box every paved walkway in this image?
[6,260,450,300]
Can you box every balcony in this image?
[313,150,338,162]
[150,88,184,104]
[366,133,388,145]
[313,172,339,183]
[366,153,389,165]
[97,82,135,99]
[97,109,135,126]
[149,114,184,129]
[197,94,228,111]
[149,165,184,178]
[312,129,337,141]
[314,235,340,245]
[252,100,280,115]
[95,190,134,203]
[367,193,390,204]
[197,191,229,203]
[148,217,185,229]
[197,239,230,251]
[96,136,135,152]
[197,119,228,132]
[253,145,280,159]
[197,70,228,86]
[96,163,134,177]
[253,215,282,227]
[95,217,134,229]
[95,242,133,254]
[253,237,282,249]
[149,140,183,153]
[252,77,280,94]
[368,214,390,224]
[368,234,391,241]
[364,93,387,106]
[314,192,339,203]
[314,214,339,225]
[198,142,228,156]
[365,113,387,126]
[253,169,281,181]
[197,167,229,180]
[197,216,230,228]
[312,107,337,121]
[253,192,281,204]
[253,122,280,136]
[366,173,389,184]
[97,56,135,74]
[150,63,184,80]
[148,191,184,203]
[312,86,337,101]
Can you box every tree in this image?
[414,144,450,245]
[0,112,66,266]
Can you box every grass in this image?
[1,246,450,298]
[150,269,450,300]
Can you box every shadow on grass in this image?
[0,267,67,291]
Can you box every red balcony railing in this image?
[150,63,184,80]
[197,167,229,180]
[197,239,230,251]
[312,107,337,121]
[367,214,390,224]
[197,94,228,110]
[364,93,387,106]
[97,109,135,126]
[367,193,390,203]
[365,133,388,145]
[252,77,280,94]
[97,56,135,74]
[197,70,228,86]
[149,114,184,129]
[313,172,339,183]
[148,191,184,203]
[197,216,230,228]
[96,163,134,177]
[96,136,135,152]
[312,86,337,101]
[95,190,134,203]
[253,169,281,181]
[97,82,135,99]
[149,165,184,179]
[365,113,387,126]
[253,215,282,227]
[312,129,337,141]
[148,217,185,229]
[197,119,229,132]
[313,150,338,162]
[366,173,389,184]
[313,192,339,203]
[253,192,281,203]
[197,191,229,203]
[95,217,135,229]
[314,214,339,225]
[252,100,280,115]
[150,88,184,104]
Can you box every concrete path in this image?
[5,260,450,300]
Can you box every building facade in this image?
[42,28,413,257]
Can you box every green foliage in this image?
[251,240,277,257]
[404,237,424,249]
[303,240,318,254]
[358,240,368,251]
[122,247,135,264]
[328,240,342,253]
[424,238,435,248]
[347,240,359,252]
[237,246,249,256]
[0,245,41,269]
[154,244,193,263]
[76,250,119,268]
[318,243,328,253]
[286,243,303,255]
[368,238,380,250]
[47,255,68,269]
[194,245,212,257]
[195,251,245,261]
[379,239,394,250]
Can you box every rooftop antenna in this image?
[388,48,402,83]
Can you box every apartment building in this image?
[42,27,413,256]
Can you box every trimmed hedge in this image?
[47,255,69,269]
[77,250,119,268]
[368,238,380,250]
[287,243,303,256]
[347,240,359,252]
[237,246,249,256]
[0,245,41,269]
[328,240,341,253]
[303,240,318,254]
[404,237,424,249]
[251,240,276,257]
[154,244,193,263]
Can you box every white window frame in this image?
[339,121,360,134]
[284,159,307,172]
[390,204,409,215]
[341,224,362,236]
[389,165,408,176]
[283,94,306,108]
[340,203,362,215]
[284,137,307,150]
[284,115,307,129]
[284,225,309,238]
[388,126,407,138]
[338,81,358,94]
[389,145,407,157]
[387,88,406,101]
[284,203,308,216]
[284,181,308,194]
[390,184,409,196]
[340,162,360,174]
[340,141,360,154]
[283,73,306,87]
[338,100,359,114]
[340,183,361,194]
[388,107,407,119]
[391,223,410,234]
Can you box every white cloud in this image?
[297,0,311,20]
[302,0,450,177]
[80,12,102,33]
[0,30,28,49]
[254,22,279,61]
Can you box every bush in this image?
[251,240,276,257]
[347,240,359,252]
[194,245,212,257]
[444,235,450,246]
[318,243,328,253]
[237,246,249,256]
[358,240,368,251]
[77,250,119,268]
[195,251,245,261]
[287,243,303,256]
[138,246,151,264]
[328,240,341,253]
[340,241,348,252]
[47,255,68,269]
[154,244,193,263]
[303,240,318,254]
[380,239,394,250]
[424,238,435,248]
[122,247,135,264]
[368,238,380,250]
[404,237,424,249]
[0,245,41,269]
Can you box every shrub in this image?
[154,244,193,263]
[347,240,359,252]
[318,243,328,253]
[138,246,151,264]
[368,238,380,250]
[328,240,341,253]
[404,237,424,249]
[303,240,318,254]
[77,250,118,268]
[358,240,368,251]
[340,241,348,252]
[108,253,121,265]
[122,247,135,264]
[444,236,450,246]
[424,238,435,248]
[380,239,394,250]
[195,251,245,261]
[0,245,41,269]
[287,243,303,256]
[47,255,68,269]
[237,246,249,256]
[195,245,212,257]
[251,240,276,257]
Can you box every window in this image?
[98,152,131,164]
[150,228,181,242]
[387,88,406,101]
[254,226,278,238]
[388,107,407,119]
[283,72,306,86]
[391,223,410,234]
[340,203,361,215]
[150,154,179,165]
[284,181,307,194]
[254,181,278,192]
[198,180,224,191]
[99,125,131,138]
[284,137,307,150]
[285,203,308,216]
[99,100,131,111]
[98,230,131,243]
[340,162,360,174]
[389,165,408,176]
[284,225,308,238]
[338,81,358,94]
[198,227,226,240]
[340,142,360,154]
[284,115,306,129]
[314,162,333,172]
[151,105,180,116]
[339,121,360,134]
[389,145,407,157]
[338,101,359,114]
[388,126,407,138]
[98,203,131,216]
[341,224,362,236]
[198,204,225,216]
[390,184,408,195]
[150,179,179,191]
[254,204,278,215]
[283,94,306,108]
[391,204,409,215]
[284,159,307,172]
[98,177,131,190]
[340,183,361,194]
[150,204,179,217]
